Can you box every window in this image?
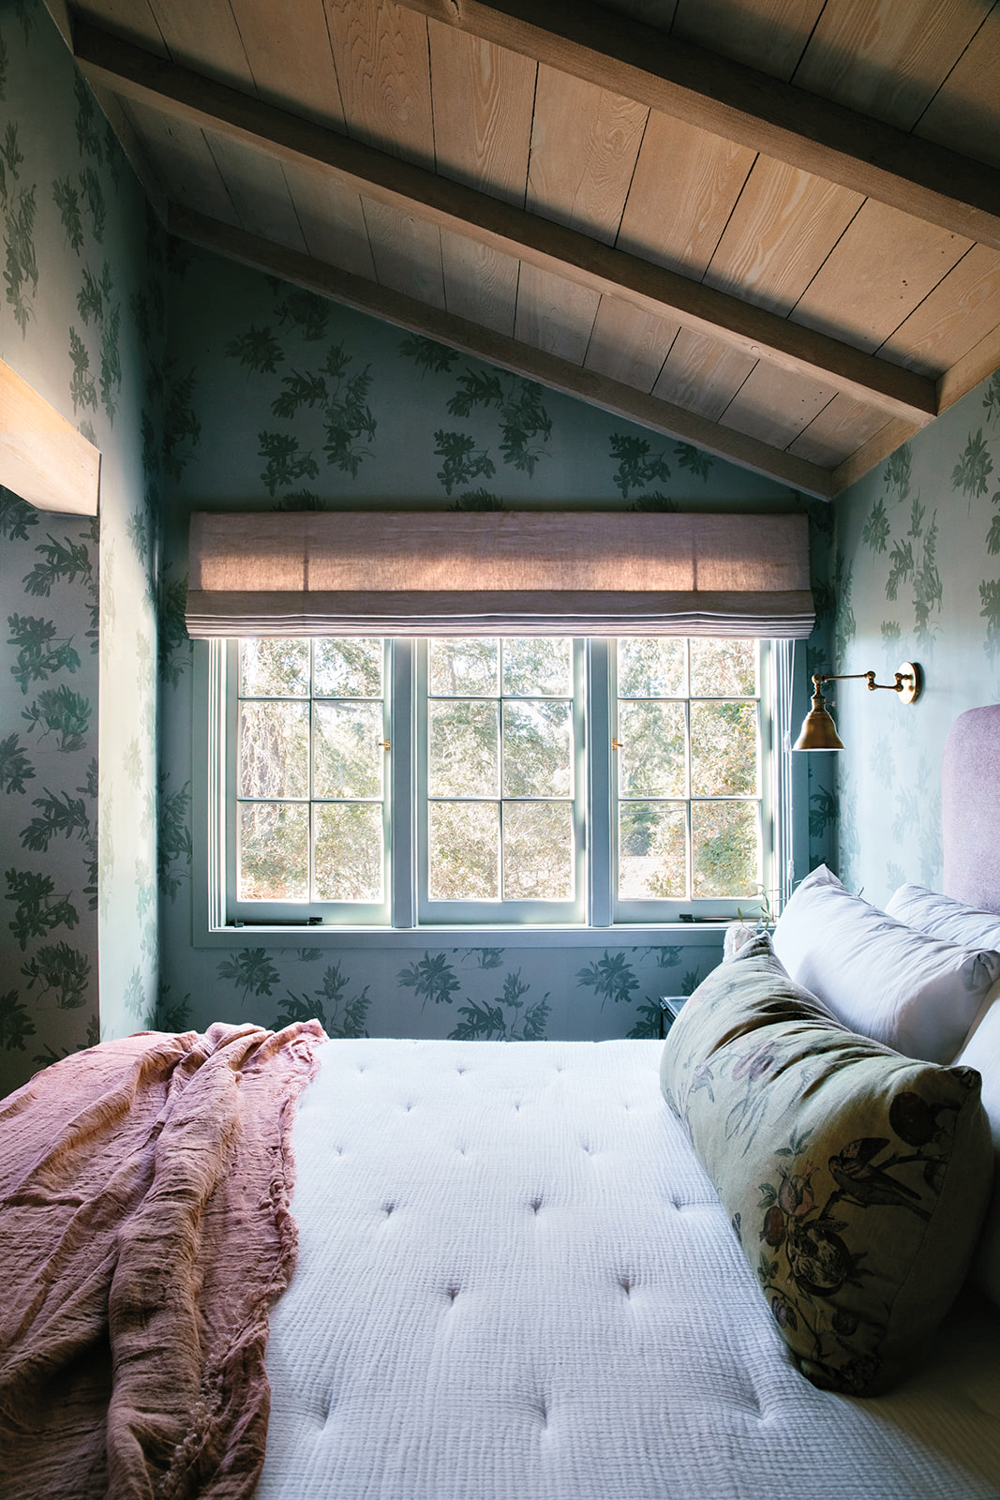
[202,635,789,933]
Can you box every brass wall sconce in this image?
[793,663,922,751]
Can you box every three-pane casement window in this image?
[218,634,779,929]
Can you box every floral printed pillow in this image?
[661,935,993,1396]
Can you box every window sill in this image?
[193,922,730,950]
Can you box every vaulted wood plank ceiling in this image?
[51,0,1000,499]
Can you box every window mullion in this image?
[588,638,612,927]
[391,639,415,928]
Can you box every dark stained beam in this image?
[168,204,838,500]
[74,21,938,428]
[406,0,1000,253]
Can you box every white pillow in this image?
[955,999,1000,1308]
[772,865,1000,1063]
[887,882,1000,951]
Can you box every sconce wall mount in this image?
[793,662,922,751]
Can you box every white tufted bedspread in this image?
[257,1039,1000,1500]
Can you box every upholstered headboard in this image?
[942,705,1000,914]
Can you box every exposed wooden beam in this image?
[74,22,937,428]
[829,417,919,497]
[0,359,101,516]
[169,204,836,501]
[936,322,1000,415]
[405,0,1000,254]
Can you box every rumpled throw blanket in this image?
[0,1020,326,1500]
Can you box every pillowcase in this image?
[661,935,993,1396]
[955,998,1000,1308]
[772,865,1000,1063]
[886,882,1000,951]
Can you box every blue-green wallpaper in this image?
[832,369,1000,905]
[155,251,833,1042]
[0,0,163,1095]
[1,0,838,1083]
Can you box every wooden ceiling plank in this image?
[226,0,346,132]
[878,245,1000,379]
[168,202,836,497]
[936,321,1000,416]
[322,0,434,169]
[397,0,1000,251]
[584,296,680,392]
[652,328,757,423]
[0,358,101,517]
[525,65,648,246]
[74,23,939,425]
[427,20,535,205]
[718,361,837,451]
[362,197,447,310]
[440,234,519,338]
[203,131,308,252]
[671,0,826,81]
[791,199,973,353]
[72,0,169,55]
[282,162,377,279]
[829,416,921,494]
[786,392,892,469]
[791,0,988,131]
[703,155,864,317]
[122,95,240,226]
[514,262,601,364]
[144,0,254,89]
[916,18,1000,174]
[616,111,756,278]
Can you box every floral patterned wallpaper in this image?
[832,369,1000,907]
[1,0,840,1086]
[0,0,163,1095]
[156,251,834,1043]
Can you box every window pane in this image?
[618,802,686,898]
[502,701,572,798]
[240,639,310,698]
[239,802,309,899]
[429,700,498,797]
[313,702,383,799]
[690,639,756,697]
[429,638,498,696]
[502,637,571,697]
[314,638,382,698]
[690,702,758,796]
[313,803,383,900]
[618,700,686,797]
[429,801,499,899]
[503,802,573,899]
[692,801,759,897]
[618,638,686,698]
[239,702,310,798]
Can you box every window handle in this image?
[380,739,391,751]
[612,738,623,751]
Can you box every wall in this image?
[832,367,1000,905]
[0,0,163,1095]
[158,249,834,1042]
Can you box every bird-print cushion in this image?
[661,935,993,1396]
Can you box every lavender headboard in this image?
[942,704,1000,914]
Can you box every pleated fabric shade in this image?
[185,510,814,638]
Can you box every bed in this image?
[3,707,1000,1500]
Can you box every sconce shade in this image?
[793,691,845,751]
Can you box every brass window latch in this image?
[612,738,623,751]
[380,739,391,751]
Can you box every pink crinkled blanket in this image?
[0,1020,326,1500]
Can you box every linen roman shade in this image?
[185,510,814,638]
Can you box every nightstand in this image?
[658,995,687,1039]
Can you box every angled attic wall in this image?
[157,248,836,1042]
[832,366,1000,906]
[0,0,163,1095]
